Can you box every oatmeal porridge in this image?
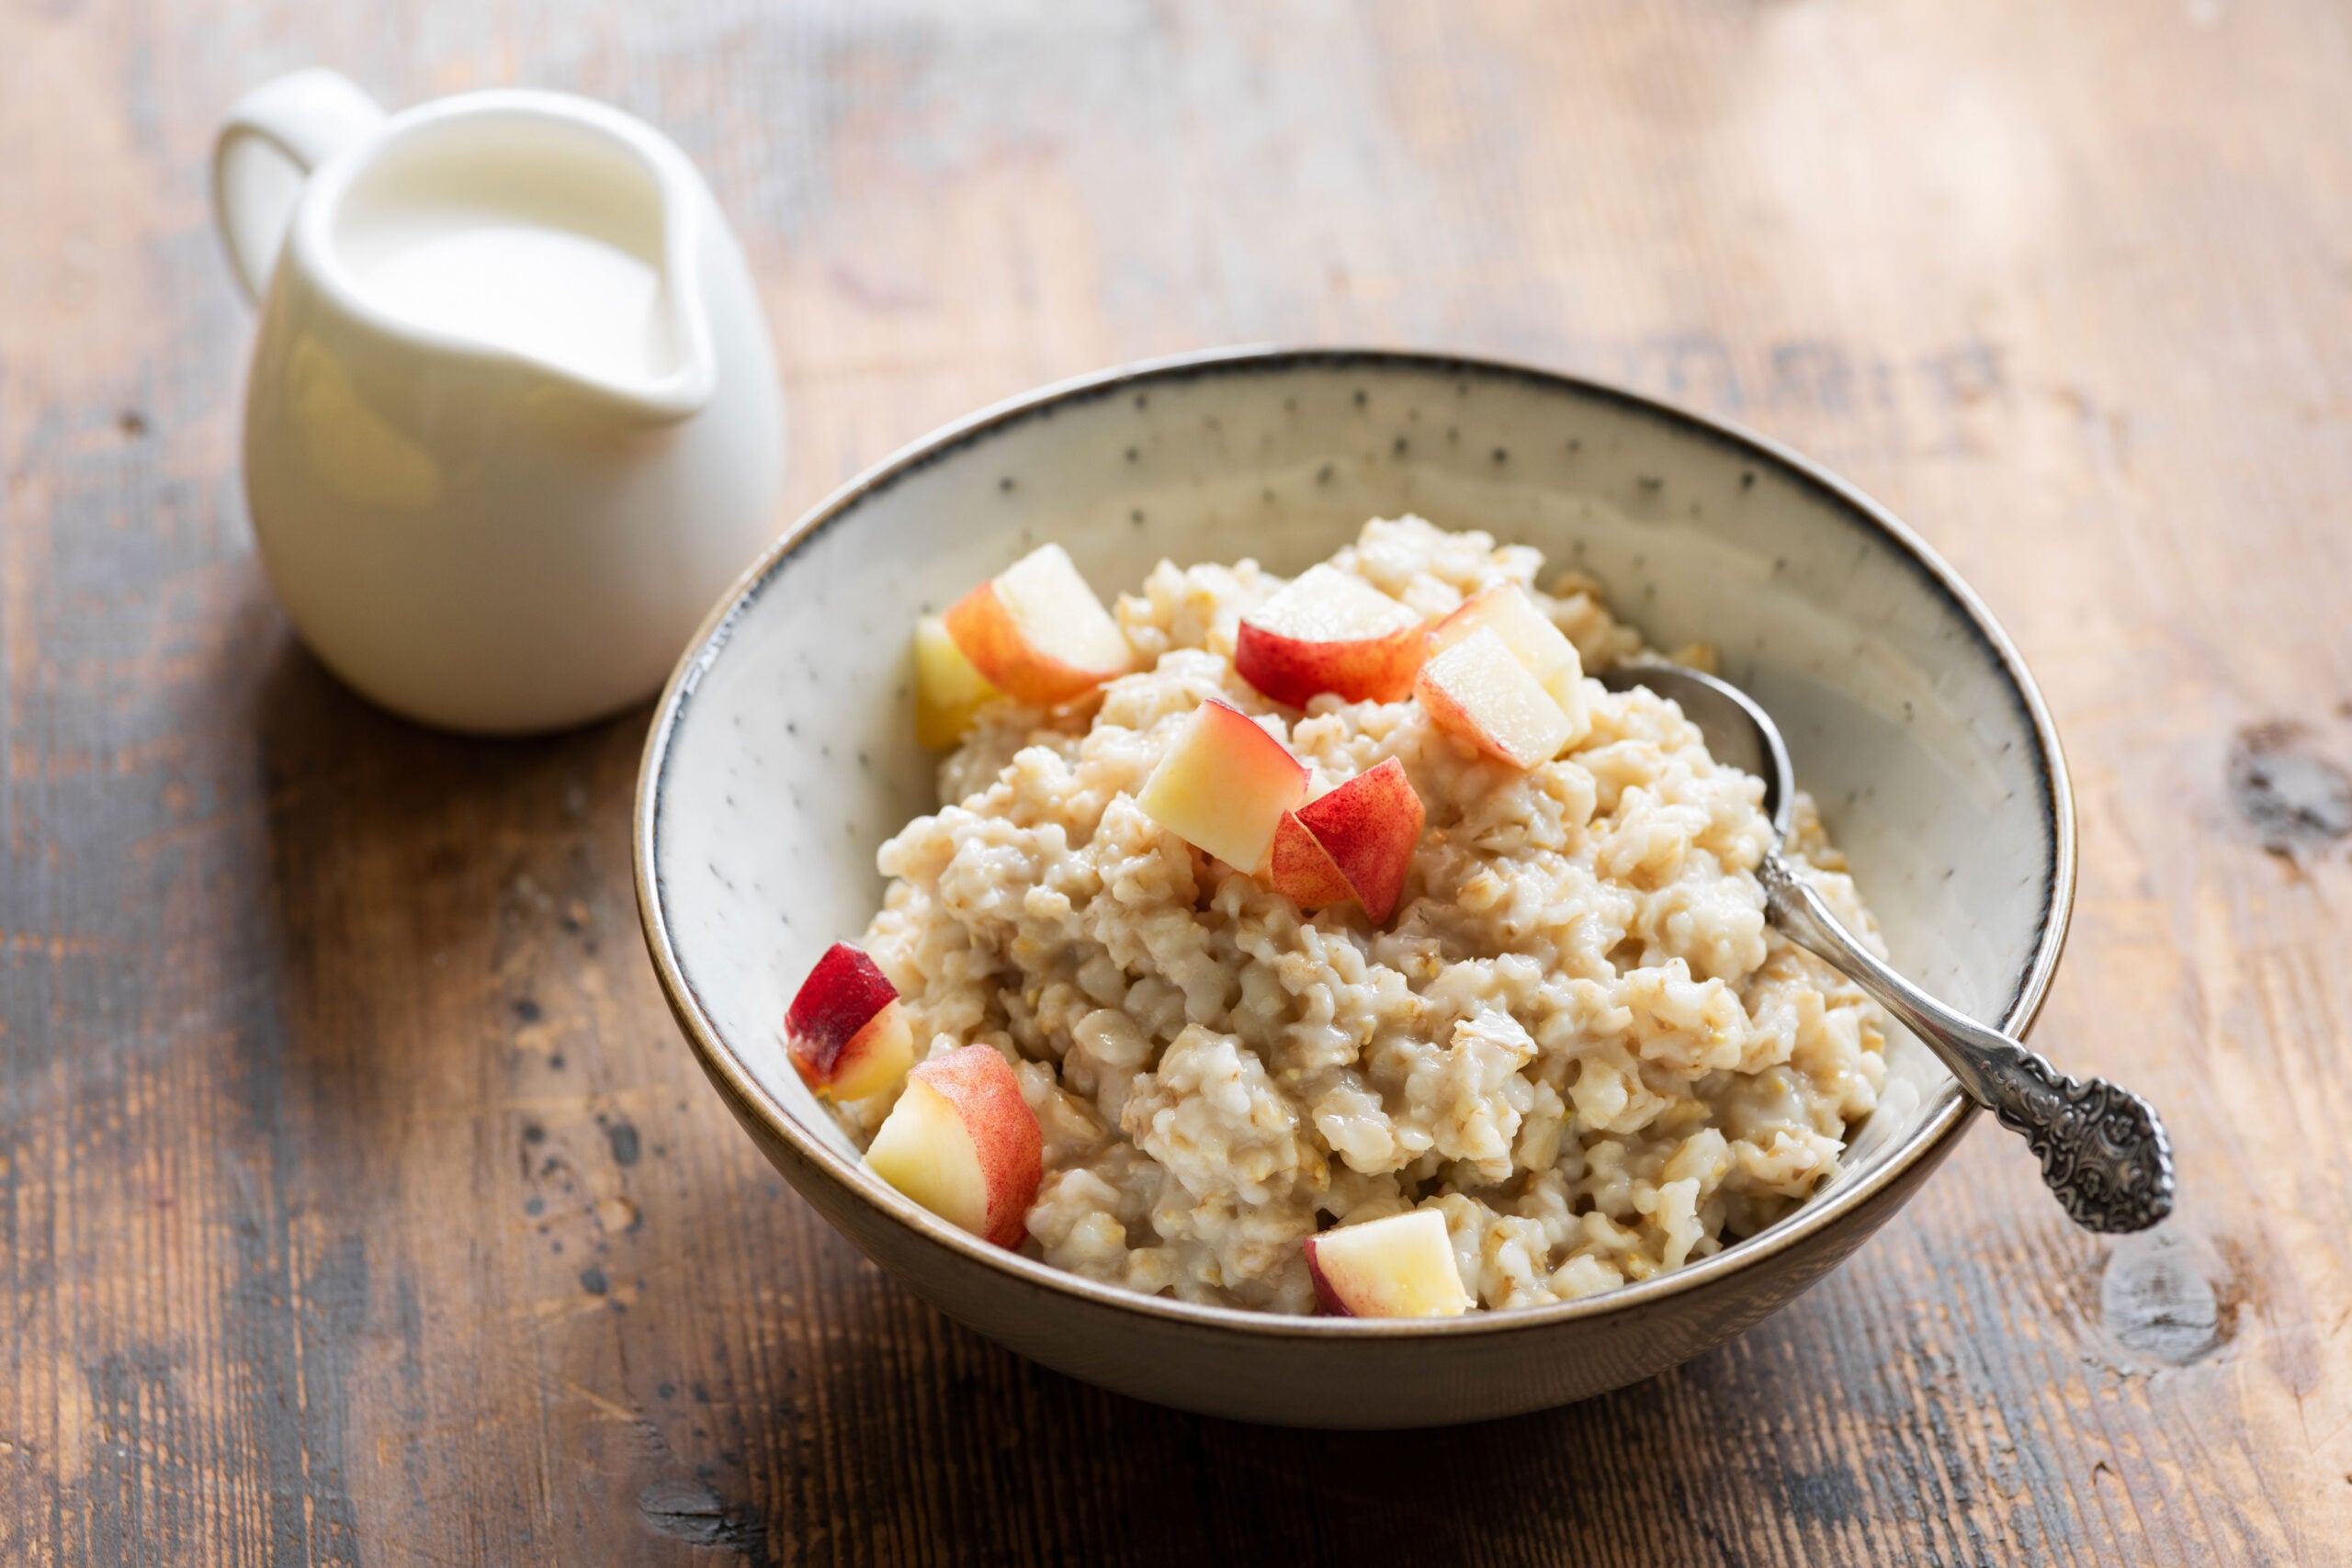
[783,515,1891,1317]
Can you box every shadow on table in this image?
[217,636,677,1555]
[688,1213,1887,1568]
[243,629,659,1122]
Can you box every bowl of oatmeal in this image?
[635,347,2072,1427]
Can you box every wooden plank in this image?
[1,0,2347,1562]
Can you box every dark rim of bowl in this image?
[632,344,2077,1341]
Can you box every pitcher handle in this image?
[210,69,386,305]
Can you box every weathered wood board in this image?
[2,1,2347,1562]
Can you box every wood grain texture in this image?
[4,0,2349,1562]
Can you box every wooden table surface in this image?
[6,1,2350,1562]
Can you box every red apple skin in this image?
[1295,758,1425,923]
[1235,619,1425,708]
[942,580,1118,707]
[1234,566,1427,707]
[1304,1236,1356,1316]
[786,942,899,1088]
[913,1045,1045,1247]
[1268,811,1355,908]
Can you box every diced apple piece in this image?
[1416,627,1576,769]
[942,543,1133,706]
[912,614,1001,748]
[1235,565,1427,707]
[1136,698,1309,872]
[1304,1209,1473,1318]
[1293,757,1424,922]
[1268,811,1355,909]
[785,942,916,1101]
[864,1044,1044,1248]
[1426,581,1593,732]
[1542,666,1591,739]
[1426,582,1577,686]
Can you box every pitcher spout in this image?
[294,90,724,426]
[521,107,722,426]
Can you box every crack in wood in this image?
[636,1479,769,1559]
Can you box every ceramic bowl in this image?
[633,346,2073,1428]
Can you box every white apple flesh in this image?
[864,1044,1044,1248]
[1416,627,1577,769]
[1425,581,1590,727]
[942,543,1133,706]
[1304,1209,1474,1317]
[912,613,1001,748]
[1136,698,1309,873]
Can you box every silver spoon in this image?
[1598,664,2175,1234]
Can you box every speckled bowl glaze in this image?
[634,346,2074,1429]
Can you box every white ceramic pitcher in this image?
[211,69,784,734]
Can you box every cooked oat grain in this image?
[856,516,1888,1314]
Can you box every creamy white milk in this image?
[353,219,673,385]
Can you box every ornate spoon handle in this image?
[1758,854,2175,1234]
